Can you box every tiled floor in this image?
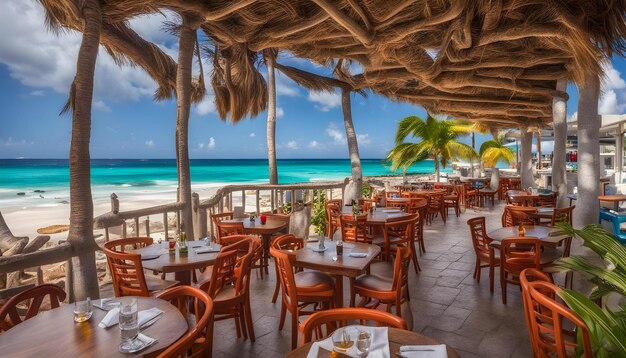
[190,203,544,357]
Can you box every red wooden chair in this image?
[340,213,370,243]
[325,200,342,239]
[215,221,245,244]
[299,308,408,345]
[0,284,66,332]
[270,234,304,303]
[155,286,214,358]
[500,237,541,304]
[409,198,428,254]
[467,217,499,292]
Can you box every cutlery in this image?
[140,313,163,330]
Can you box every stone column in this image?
[616,124,624,184]
[574,73,601,226]
[520,127,534,189]
[552,80,568,207]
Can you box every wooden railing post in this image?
[111,193,119,214]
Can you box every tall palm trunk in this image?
[175,15,197,240]
[341,88,362,202]
[265,51,278,184]
[536,131,542,170]
[470,132,475,177]
[67,0,101,301]
[434,156,441,182]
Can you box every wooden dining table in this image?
[0,297,188,357]
[341,206,412,225]
[295,241,380,308]
[285,327,460,358]
[599,194,626,211]
[136,241,221,285]
[488,225,569,265]
[223,216,289,274]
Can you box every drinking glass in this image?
[332,328,354,353]
[118,298,142,353]
[356,330,371,357]
[73,297,92,322]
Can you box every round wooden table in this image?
[0,297,188,357]
[137,242,221,285]
[341,207,412,225]
[599,195,626,211]
[487,226,568,265]
[285,327,459,357]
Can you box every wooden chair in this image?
[155,286,214,358]
[427,192,446,224]
[502,205,537,227]
[371,215,417,268]
[199,240,256,342]
[536,192,558,208]
[0,284,66,332]
[385,191,402,201]
[387,200,410,212]
[270,247,336,349]
[467,217,499,292]
[443,185,461,217]
[270,234,304,303]
[215,221,245,244]
[520,267,554,355]
[409,198,428,254]
[500,237,541,304]
[509,178,522,190]
[217,234,264,280]
[551,206,575,226]
[103,238,178,297]
[523,280,593,358]
[325,201,342,239]
[211,212,233,238]
[340,214,370,243]
[498,178,510,201]
[299,308,408,345]
[351,246,411,321]
[479,186,498,207]
[461,182,478,208]
[358,198,376,212]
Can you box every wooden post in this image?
[111,193,119,214]
[122,222,127,239]
[255,190,261,214]
[145,216,150,237]
[271,189,275,213]
[104,228,109,242]
[134,217,140,236]
[241,190,246,211]
[192,193,201,240]
[163,212,169,239]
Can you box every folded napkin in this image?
[306,326,389,358]
[93,298,120,311]
[98,307,164,329]
[382,209,401,213]
[348,253,368,258]
[195,247,220,254]
[398,345,447,358]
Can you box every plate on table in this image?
[311,246,328,252]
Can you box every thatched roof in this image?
[39,0,626,128]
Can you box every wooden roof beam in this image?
[310,0,373,45]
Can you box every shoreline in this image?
[1,173,436,240]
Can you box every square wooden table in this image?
[294,241,380,308]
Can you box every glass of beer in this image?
[73,297,92,322]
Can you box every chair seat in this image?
[196,268,213,286]
[146,277,179,292]
[295,271,335,289]
[369,261,394,279]
[481,189,497,195]
[354,274,393,291]
[371,234,385,245]
[443,195,458,201]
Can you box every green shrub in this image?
[310,190,327,235]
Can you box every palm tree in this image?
[341,87,363,202]
[264,49,278,184]
[479,132,515,188]
[387,115,477,182]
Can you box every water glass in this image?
[73,297,92,322]
[356,330,372,357]
[332,328,354,353]
[119,298,142,353]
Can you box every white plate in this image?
[311,247,328,252]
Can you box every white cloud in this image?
[599,61,626,115]
[567,112,577,122]
[287,140,298,149]
[357,133,372,145]
[276,72,300,97]
[144,140,154,147]
[308,140,319,148]
[29,90,44,96]
[2,137,33,146]
[94,100,112,112]
[249,133,256,138]
[276,106,285,118]
[195,94,216,115]
[208,137,216,149]
[307,90,341,112]
[326,123,345,144]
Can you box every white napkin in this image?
[306,326,389,358]
[382,209,401,213]
[98,307,164,329]
[195,247,220,254]
[93,298,120,311]
[349,253,368,258]
[398,345,447,358]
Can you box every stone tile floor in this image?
[195,203,553,357]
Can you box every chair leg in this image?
[245,299,256,342]
[489,263,495,293]
[235,312,242,338]
[473,260,478,279]
[278,301,286,330]
[239,303,248,340]
[272,269,280,303]
[411,244,420,273]
[291,312,299,350]
[501,270,507,304]
[476,262,481,283]
[349,278,356,307]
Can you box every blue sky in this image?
[1,1,625,160]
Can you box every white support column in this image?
[520,127,534,189]
[574,73,601,226]
[552,80,568,207]
[616,124,624,184]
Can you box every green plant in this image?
[361,183,372,198]
[386,114,477,182]
[479,133,515,168]
[310,190,327,235]
[282,202,292,214]
[553,222,626,356]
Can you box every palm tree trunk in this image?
[552,80,568,207]
[341,88,362,202]
[175,15,197,240]
[470,132,475,177]
[536,131,542,170]
[265,51,278,184]
[520,128,534,189]
[67,0,101,301]
[434,157,441,182]
[403,168,407,184]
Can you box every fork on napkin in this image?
[397,345,447,358]
[195,247,220,254]
[98,307,164,329]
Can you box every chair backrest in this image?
[428,192,444,209]
[391,246,412,294]
[270,247,299,313]
[387,200,409,211]
[410,199,428,238]
[501,237,541,276]
[215,221,245,243]
[0,284,66,332]
[520,267,554,355]
[502,205,537,227]
[103,238,152,297]
[299,308,408,345]
[467,217,492,255]
[358,198,376,212]
[326,201,342,224]
[384,215,417,247]
[219,235,253,255]
[271,234,304,251]
[509,178,522,190]
[340,214,369,243]
[201,249,239,298]
[155,286,214,358]
[536,192,558,208]
[551,206,575,225]
[524,281,593,358]
[105,237,154,251]
[385,191,401,199]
